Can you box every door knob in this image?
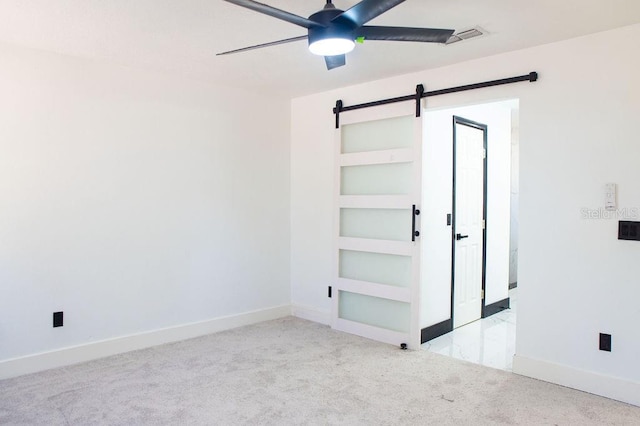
[456,233,469,240]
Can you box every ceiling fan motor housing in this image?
[307,7,356,48]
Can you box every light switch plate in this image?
[619,221,640,241]
[605,183,617,211]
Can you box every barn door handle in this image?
[412,205,420,242]
[456,233,469,240]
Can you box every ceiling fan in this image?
[218,0,455,70]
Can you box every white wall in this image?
[421,101,513,328]
[0,42,291,368]
[291,24,640,405]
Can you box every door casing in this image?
[451,115,488,327]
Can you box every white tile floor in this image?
[422,288,517,371]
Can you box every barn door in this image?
[332,103,422,349]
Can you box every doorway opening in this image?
[452,116,487,329]
[420,99,519,371]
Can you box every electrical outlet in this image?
[53,311,63,328]
[599,333,611,352]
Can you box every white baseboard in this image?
[291,304,330,325]
[513,354,640,407]
[0,304,291,380]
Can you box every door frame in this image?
[450,115,488,326]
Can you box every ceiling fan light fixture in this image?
[308,37,355,56]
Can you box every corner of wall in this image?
[291,304,331,325]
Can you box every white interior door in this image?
[453,117,486,329]
[333,104,422,349]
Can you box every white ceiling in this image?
[0,0,639,97]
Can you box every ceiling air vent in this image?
[445,27,486,45]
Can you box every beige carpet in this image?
[1,317,639,425]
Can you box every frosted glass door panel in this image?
[339,250,411,287]
[341,163,412,195]
[340,208,411,241]
[339,291,410,333]
[342,115,414,153]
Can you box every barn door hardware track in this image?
[333,71,538,128]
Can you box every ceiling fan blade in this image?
[325,54,346,70]
[334,0,405,27]
[217,35,307,56]
[357,26,455,43]
[224,0,324,29]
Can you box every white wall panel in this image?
[0,42,291,362]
